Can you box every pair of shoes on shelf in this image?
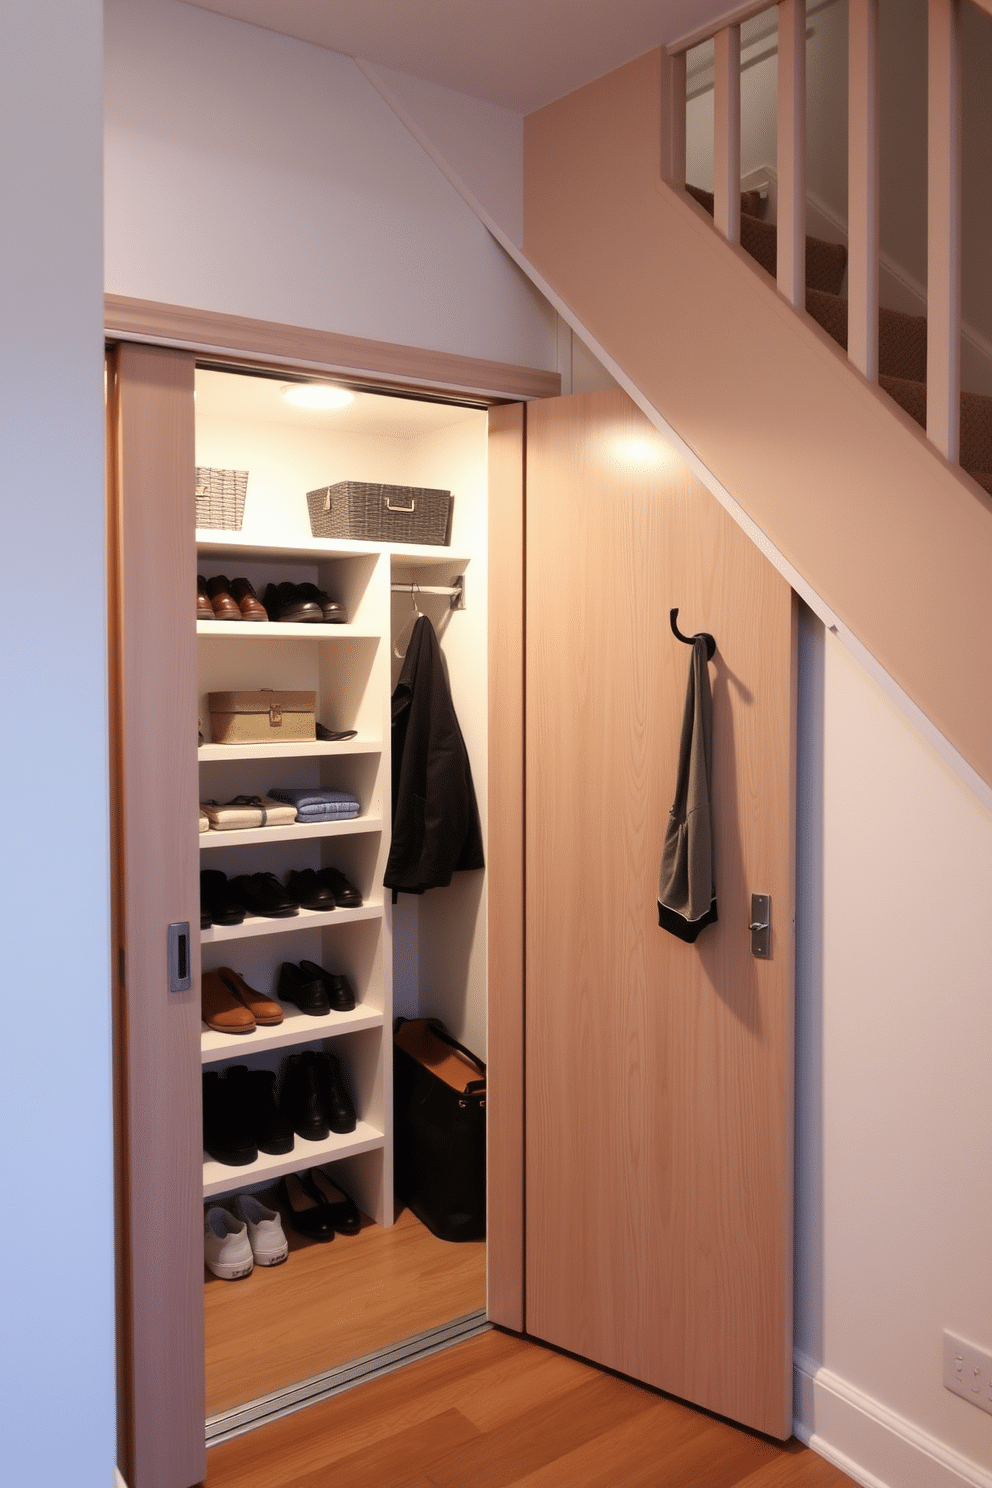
[204,1194,289,1278]
[285,866,363,912]
[203,1065,295,1165]
[263,581,345,624]
[278,960,355,1016]
[281,1166,361,1242]
[281,1049,356,1141]
[198,574,268,621]
[202,967,283,1035]
[202,867,364,926]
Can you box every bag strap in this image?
[423,1018,486,1079]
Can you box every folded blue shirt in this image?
[268,787,360,820]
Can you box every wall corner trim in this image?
[793,1352,992,1488]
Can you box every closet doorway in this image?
[109,335,519,1488]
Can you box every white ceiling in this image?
[195,368,481,438]
[180,0,727,112]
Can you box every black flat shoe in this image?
[298,960,355,1012]
[277,961,331,1016]
[316,866,363,908]
[281,1171,335,1241]
[305,1166,362,1235]
[200,869,245,926]
[285,868,336,912]
[231,872,299,918]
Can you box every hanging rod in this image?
[392,576,465,610]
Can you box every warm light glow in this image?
[616,436,673,468]
[281,383,354,410]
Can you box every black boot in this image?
[202,1070,256,1166]
[226,1066,294,1155]
[317,1051,356,1134]
[280,1052,329,1142]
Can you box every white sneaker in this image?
[204,1206,254,1280]
[233,1193,289,1266]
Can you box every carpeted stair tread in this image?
[879,374,992,475]
[806,290,928,382]
[686,183,766,220]
[685,185,847,294]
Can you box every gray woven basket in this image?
[307,481,452,546]
[195,467,248,531]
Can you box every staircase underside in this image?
[523,49,992,790]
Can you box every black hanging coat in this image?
[384,615,484,895]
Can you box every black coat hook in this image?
[670,607,716,660]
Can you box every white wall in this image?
[104,0,557,371]
[1,3,116,1485]
[796,610,992,1486]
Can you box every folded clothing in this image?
[201,795,299,830]
[199,809,210,833]
[268,787,360,821]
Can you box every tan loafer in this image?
[217,966,284,1026]
[202,970,256,1035]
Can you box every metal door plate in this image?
[750,894,771,959]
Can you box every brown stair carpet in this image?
[687,183,992,496]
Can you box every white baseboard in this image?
[794,1352,992,1488]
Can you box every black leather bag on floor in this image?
[393,1017,486,1243]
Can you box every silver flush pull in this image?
[749,894,771,959]
[168,922,191,992]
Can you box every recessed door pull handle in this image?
[168,921,191,993]
[750,894,771,959]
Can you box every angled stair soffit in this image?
[522,48,992,795]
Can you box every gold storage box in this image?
[207,689,316,744]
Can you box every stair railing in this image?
[663,0,986,471]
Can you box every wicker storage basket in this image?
[307,481,452,546]
[207,690,315,745]
[196,467,248,531]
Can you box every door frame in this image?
[107,298,552,1487]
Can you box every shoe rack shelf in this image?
[197,530,470,568]
[203,1120,385,1201]
[200,814,383,851]
[201,1002,384,1063]
[196,519,398,1230]
[200,900,385,944]
[198,739,380,762]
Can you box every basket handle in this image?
[385,495,416,513]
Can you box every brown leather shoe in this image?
[217,967,284,1026]
[230,577,269,621]
[197,574,215,621]
[202,970,256,1034]
[206,574,242,620]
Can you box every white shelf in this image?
[203,1119,384,1199]
[201,1002,384,1063]
[199,815,382,850]
[196,620,378,639]
[198,738,381,762]
[201,901,384,943]
[196,529,469,566]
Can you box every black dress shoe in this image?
[285,868,336,912]
[263,582,324,623]
[294,582,346,624]
[316,866,363,908]
[277,961,331,1016]
[231,872,299,918]
[281,1170,335,1241]
[202,1071,256,1166]
[298,960,355,1012]
[317,1051,356,1134]
[200,869,245,926]
[305,1166,362,1235]
[280,1051,329,1141]
[225,1066,294,1155]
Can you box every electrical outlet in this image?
[943,1331,992,1417]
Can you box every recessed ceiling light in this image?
[281,383,354,410]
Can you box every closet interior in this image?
[193,365,489,1420]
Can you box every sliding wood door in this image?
[109,343,205,1488]
[524,388,797,1438]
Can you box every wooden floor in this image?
[203,1330,858,1488]
[205,1201,486,1415]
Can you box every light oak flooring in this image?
[203,1330,858,1488]
[205,1201,486,1415]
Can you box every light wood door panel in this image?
[524,389,796,1438]
[110,343,205,1488]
